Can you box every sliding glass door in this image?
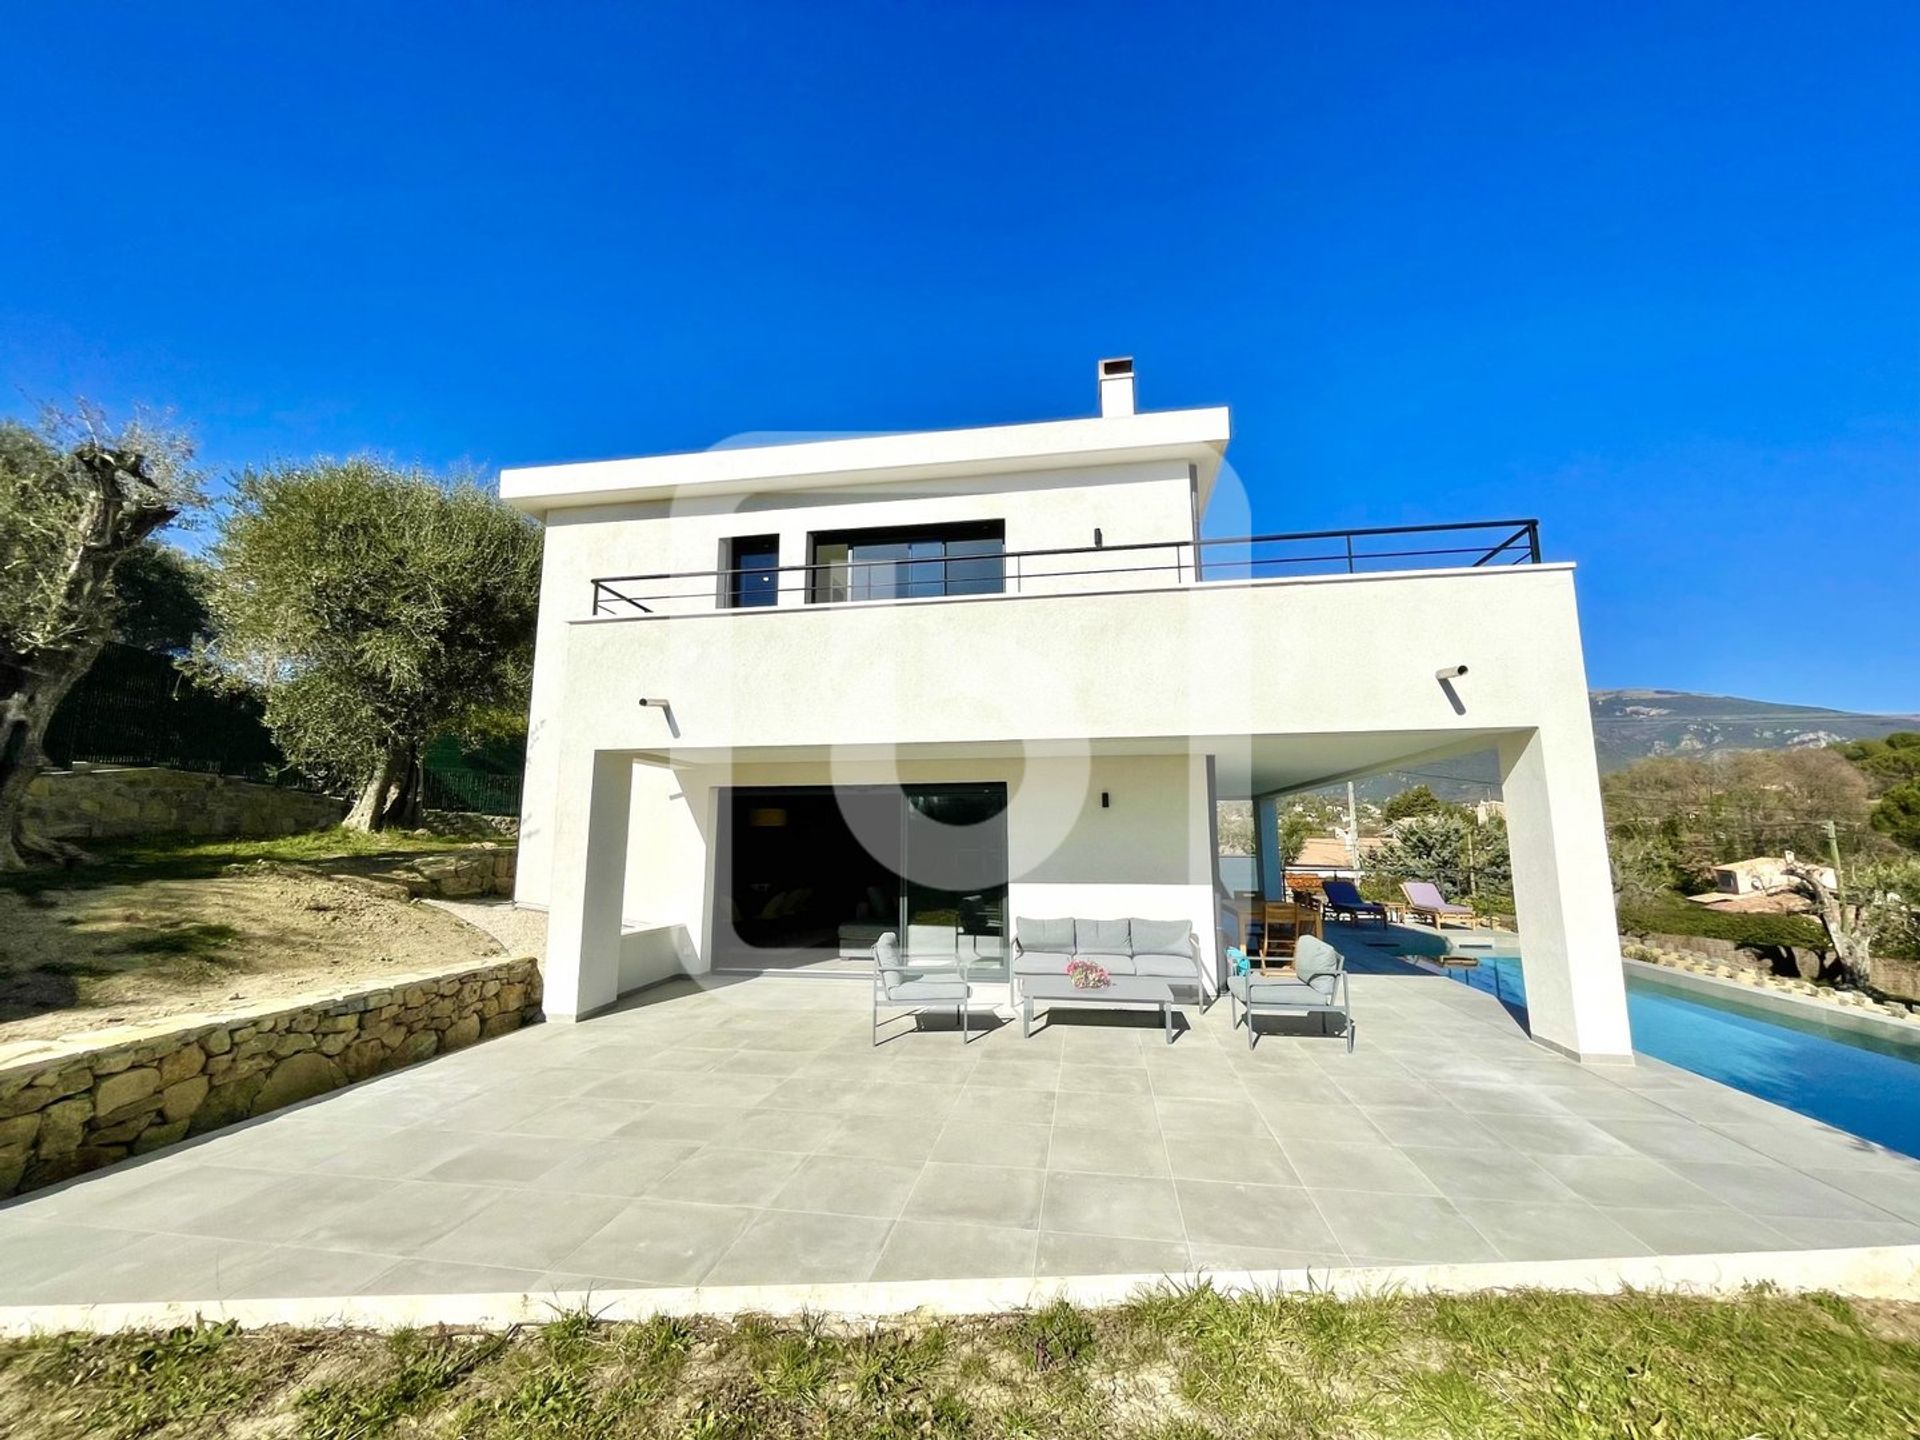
[714,782,1007,975]
[901,784,1009,980]
[808,522,1005,604]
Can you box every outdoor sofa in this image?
[1011,916,1205,1004]
[1227,933,1355,1051]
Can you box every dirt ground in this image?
[0,864,507,1043]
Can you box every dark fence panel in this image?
[43,644,291,783]
[422,765,523,817]
[44,645,528,816]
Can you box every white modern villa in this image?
[504,360,1633,1064]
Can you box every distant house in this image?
[1218,834,1380,895]
[1687,854,1833,914]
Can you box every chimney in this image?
[1097,356,1135,417]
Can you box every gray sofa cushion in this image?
[1128,918,1192,957]
[886,977,970,1002]
[874,932,905,972]
[1075,917,1131,954]
[1012,949,1075,977]
[1016,916,1075,953]
[1231,973,1327,1007]
[1292,934,1344,998]
[1130,952,1197,982]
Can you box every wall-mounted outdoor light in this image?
[637,696,680,738]
[1101,791,1111,808]
[1434,665,1469,681]
[1435,666,1468,716]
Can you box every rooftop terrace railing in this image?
[589,518,1542,618]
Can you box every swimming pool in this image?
[1446,954,1920,1161]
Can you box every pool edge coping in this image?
[1620,958,1920,1047]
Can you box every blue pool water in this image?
[1450,955,1920,1160]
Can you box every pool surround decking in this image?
[2,930,1919,1310]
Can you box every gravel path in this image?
[423,898,548,959]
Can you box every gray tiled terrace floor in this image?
[4,934,1919,1305]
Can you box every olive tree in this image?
[1371,809,1512,901]
[0,409,201,867]
[200,459,540,831]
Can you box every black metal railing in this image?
[589,518,1542,618]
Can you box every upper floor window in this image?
[725,535,781,608]
[808,521,1006,604]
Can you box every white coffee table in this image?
[1019,975,1181,1044]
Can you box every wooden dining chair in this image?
[1252,901,1315,971]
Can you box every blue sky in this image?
[4,2,1916,711]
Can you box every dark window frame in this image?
[806,520,1006,605]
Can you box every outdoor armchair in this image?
[872,931,972,1044]
[1226,933,1355,1051]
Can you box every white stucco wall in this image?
[617,751,1219,991]
[517,459,1198,907]
[543,565,1588,760]
[534,564,1632,1060]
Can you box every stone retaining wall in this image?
[25,766,347,841]
[333,844,517,901]
[0,956,542,1198]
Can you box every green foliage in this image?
[1380,783,1453,825]
[5,1321,290,1440]
[1616,895,1831,951]
[5,1292,1920,1439]
[108,541,210,655]
[200,459,540,803]
[0,411,201,657]
[1371,810,1510,899]
[1833,731,1920,795]
[1602,749,1875,889]
[1847,856,1920,961]
[1017,1300,1096,1371]
[1870,780,1920,852]
[299,1328,503,1439]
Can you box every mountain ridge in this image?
[1333,689,1920,800]
[1587,688,1919,769]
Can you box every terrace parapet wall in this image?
[0,956,542,1198]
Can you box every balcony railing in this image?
[589,518,1543,618]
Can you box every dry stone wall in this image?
[0,956,541,1198]
[25,766,347,841]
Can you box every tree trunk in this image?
[0,647,101,870]
[1782,861,1874,989]
[381,750,423,830]
[344,742,421,833]
[0,438,180,868]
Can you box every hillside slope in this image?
[1330,690,1919,800]
[1588,689,1919,769]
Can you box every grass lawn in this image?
[0,1289,1915,1439]
[0,829,510,1039]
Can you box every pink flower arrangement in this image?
[1066,958,1111,990]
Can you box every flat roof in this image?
[499,406,1232,514]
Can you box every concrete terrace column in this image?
[1499,726,1634,1063]
[544,747,634,1021]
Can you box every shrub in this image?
[1615,896,1829,952]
